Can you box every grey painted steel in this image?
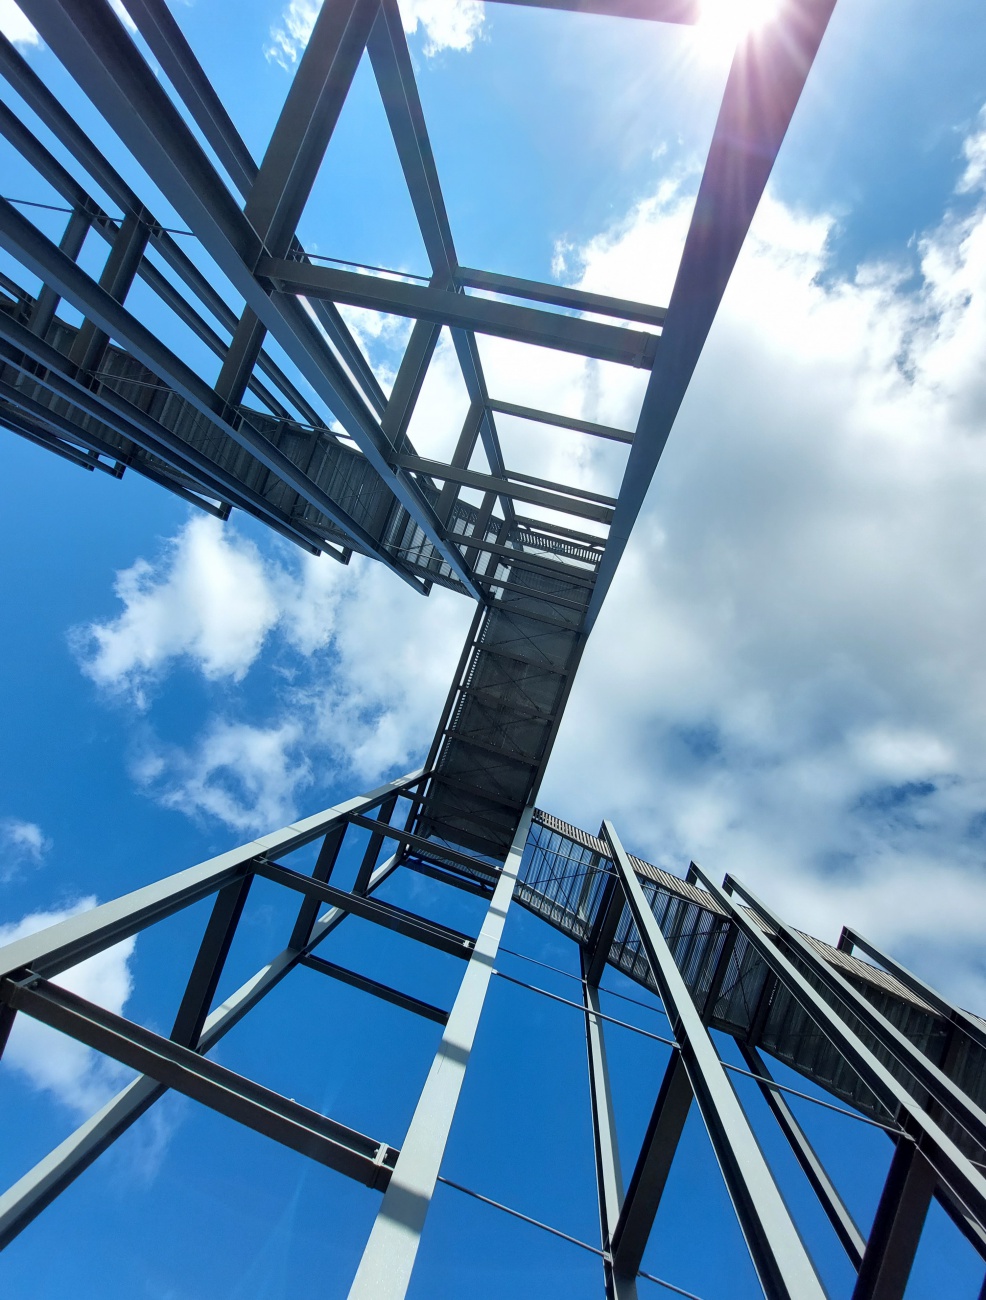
[0,842,406,1249]
[0,771,424,981]
[604,822,826,1300]
[261,257,659,367]
[689,864,986,1238]
[17,0,483,601]
[851,1138,937,1300]
[3,976,399,1188]
[839,926,986,1055]
[584,0,840,632]
[169,875,253,1049]
[347,805,535,1300]
[726,875,986,1156]
[255,860,476,960]
[301,955,450,1026]
[738,1042,866,1268]
[487,398,634,445]
[455,266,667,327]
[581,950,639,1300]
[487,0,699,19]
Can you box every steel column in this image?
[347,805,535,1300]
[851,1136,937,1300]
[581,950,638,1300]
[604,822,826,1300]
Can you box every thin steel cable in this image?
[496,951,903,1134]
[437,1176,707,1299]
[720,1061,906,1135]
[492,969,677,1048]
[499,944,671,1020]
[636,1268,707,1300]
[436,1175,605,1258]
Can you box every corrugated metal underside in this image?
[518,810,986,1150]
[414,559,595,860]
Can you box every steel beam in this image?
[581,950,638,1300]
[0,771,424,982]
[2,977,398,1189]
[0,193,422,586]
[457,266,666,327]
[301,955,450,1026]
[585,0,839,631]
[738,1043,865,1268]
[262,258,658,368]
[604,823,826,1300]
[17,0,483,600]
[690,863,986,1235]
[391,454,615,523]
[726,875,986,1155]
[255,860,476,960]
[0,846,403,1249]
[169,875,253,1050]
[367,0,513,498]
[347,805,535,1300]
[838,926,986,1056]
[486,0,699,19]
[851,1137,937,1300]
[487,398,634,445]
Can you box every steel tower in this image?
[2,1,985,1297]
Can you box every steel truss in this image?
[5,1,977,1296]
[3,793,986,1297]
[1,0,837,861]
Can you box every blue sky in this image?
[2,0,986,1295]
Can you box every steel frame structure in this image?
[3,793,986,1299]
[4,0,985,1296]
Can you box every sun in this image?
[694,0,785,61]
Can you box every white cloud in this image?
[71,516,282,708]
[0,0,39,48]
[135,718,311,834]
[0,901,137,1116]
[78,512,472,831]
[536,106,986,1009]
[0,817,50,880]
[400,0,485,56]
[264,0,484,70]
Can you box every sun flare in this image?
[695,0,784,60]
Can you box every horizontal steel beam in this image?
[346,814,501,882]
[456,266,666,327]
[301,955,450,1025]
[0,849,403,1249]
[260,259,658,369]
[256,860,475,960]
[3,977,397,1188]
[487,398,634,444]
[393,454,614,524]
[486,0,699,19]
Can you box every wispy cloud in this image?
[0,817,50,880]
[0,0,38,48]
[264,0,485,70]
[0,901,136,1115]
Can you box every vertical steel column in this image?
[347,805,534,1300]
[581,949,638,1300]
[603,822,826,1300]
[851,1135,937,1300]
[353,795,399,896]
[28,205,90,338]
